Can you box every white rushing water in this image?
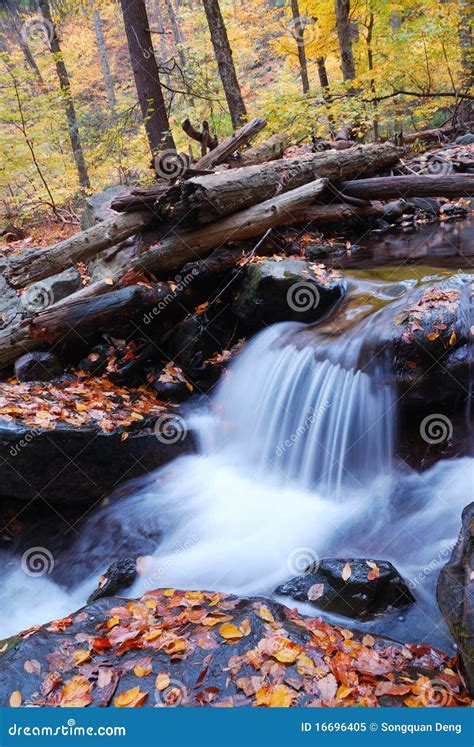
[0,317,471,643]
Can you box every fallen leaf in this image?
[342,562,352,581]
[308,583,325,601]
[114,686,148,707]
[9,691,22,707]
[155,673,170,691]
[219,623,243,640]
[255,684,294,707]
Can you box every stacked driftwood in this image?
[1,118,473,371]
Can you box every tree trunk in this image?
[201,0,247,128]
[4,5,44,84]
[457,0,473,125]
[179,142,402,222]
[316,57,330,91]
[38,0,90,189]
[163,0,186,67]
[93,5,116,116]
[365,9,378,140]
[290,0,310,94]
[152,0,169,65]
[334,0,356,81]
[194,116,266,169]
[289,201,384,224]
[4,211,155,288]
[119,0,175,158]
[339,174,474,200]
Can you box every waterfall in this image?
[211,322,396,496]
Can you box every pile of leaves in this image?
[3,589,472,708]
[0,377,167,432]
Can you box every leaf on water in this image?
[342,562,352,581]
[307,583,325,601]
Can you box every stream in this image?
[0,220,472,655]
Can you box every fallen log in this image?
[176,143,402,223]
[193,117,267,169]
[26,283,174,341]
[232,134,288,167]
[339,174,474,200]
[4,210,155,290]
[290,201,384,224]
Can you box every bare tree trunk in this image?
[163,0,186,67]
[119,0,175,157]
[365,10,378,140]
[290,0,309,94]
[316,57,330,91]
[151,0,169,65]
[38,0,90,189]
[334,0,356,81]
[93,5,116,116]
[457,0,473,125]
[201,0,247,128]
[3,3,44,84]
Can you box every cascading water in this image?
[0,290,471,650]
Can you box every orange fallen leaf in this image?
[219,623,243,640]
[9,691,22,707]
[257,605,274,623]
[61,675,93,707]
[114,686,148,707]
[74,649,91,666]
[255,684,294,707]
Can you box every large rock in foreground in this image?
[0,589,471,708]
[437,503,474,695]
[233,259,346,328]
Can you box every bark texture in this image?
[334,0,356,81]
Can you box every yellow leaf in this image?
[107,617,120,629]
[104,276,114,286]
[427,332,439,341]
[143,628,162,641]
[164,639,187,654]
[273,638,302,663]
[114,686,148,707]
[9,691,22,707]
[134,664,152,677]
[336,685,354,699]
[219,623,243,639]
[73,649,91,666]
[155,673,170,691]
[257,605,274,623]
[342,562,352,581]
[449,331,457,346]
[255,684,294,707]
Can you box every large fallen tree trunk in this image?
[339,174,474,200]
[27,283,174,341]
[4,211,154,289]
[174,143,402,223]
[290,201,385,224]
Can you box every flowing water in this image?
[0,266,472,651]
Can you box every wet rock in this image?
[233,259,346,328]
[0,419,194,504]
[88,558,138,603]
[304,242,330,260]
[455,133,474,145]
[77,344,110,376]
[0,274,20,329]
[148,376,192,403]
[0,588,468,708]
[276,558,414,619]
[14,352,63,382]
[437,502,474,695]
[383,199,410,221]
[406,197,439,216]
[164,311,234,375]
[390,275,472,409]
